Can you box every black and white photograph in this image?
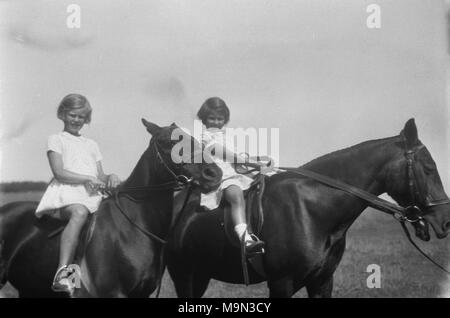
[0,0,449,300]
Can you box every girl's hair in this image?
[197,97,230,125]
[57,93,92,123]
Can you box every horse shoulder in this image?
[265,175,323,205]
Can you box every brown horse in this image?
[0,119,222,297]
[165,119,450,297]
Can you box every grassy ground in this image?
[157,210,449,298]
[1,191,449,298]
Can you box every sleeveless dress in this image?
[35,131,104,217]
[200,127,253,210]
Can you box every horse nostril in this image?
[445,221,450,233]
[202,167,218,180]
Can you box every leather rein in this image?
[106,140,197,298]
[107,140,195,245]
[242,137,450,275]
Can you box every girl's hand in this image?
[106,174,121,189]
[245,159,266,168]
[85,177,106,195]
[246,158,274,174]
[256,161,267,168]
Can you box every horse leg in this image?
[305,237,346,298]
[169,265,210,298]
[267,276,294,298]
[17,291,35,298]
[170,267,194,298]
[306,275,333,298]
[192,274,211,298]
[17,288,68,298]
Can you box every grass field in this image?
[1,191,449,298]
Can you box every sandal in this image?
[51,265,75,293]
[244,234,265,256]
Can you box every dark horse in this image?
[0,119,222,297]
[166,119,450,297]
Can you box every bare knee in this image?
[224,186,245,207]
[64,205,89,223]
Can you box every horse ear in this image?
[141,118,161,135]
[402,118,419,147]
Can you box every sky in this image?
[0,0,448,191]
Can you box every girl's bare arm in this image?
[47,151,99,184]
[96,161,121,189]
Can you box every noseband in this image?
[153,140,194,187]
[401,140,450,223]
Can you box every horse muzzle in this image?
[421,205,450,239]
[199,166,222,192]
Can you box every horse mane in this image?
[120,137,161,188]
[302,135,403,169]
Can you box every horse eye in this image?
[422,165,434,175]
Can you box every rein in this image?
[110,141,194,245]
[242,140,450,275]
[107,139,198,297]
[111,179,193,245]
[274,165,450,275]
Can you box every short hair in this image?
[197,97,230,125]
[57,94,92,123]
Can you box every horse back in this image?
[0,201,39,241]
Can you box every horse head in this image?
[383,118,450,241]
[141,118,222,193]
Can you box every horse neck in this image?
[301,136,402,229]
[121,147,167,188]
[119,147,174,226]
[303,136,401,195]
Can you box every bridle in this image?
[400,141,450,224]
[108,138,202,298]
[153,140,194,188]
[110,139,197,244]
[247,135,450,274]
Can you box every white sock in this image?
[234,223,253,242]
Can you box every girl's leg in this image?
[52,204,89,291]
[223,185,247,226]
[223,186,264,254]
[57,204,89,268]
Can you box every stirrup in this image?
[245,234,265,256]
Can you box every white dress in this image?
[200,127,253,210]
[35,131,104,217]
